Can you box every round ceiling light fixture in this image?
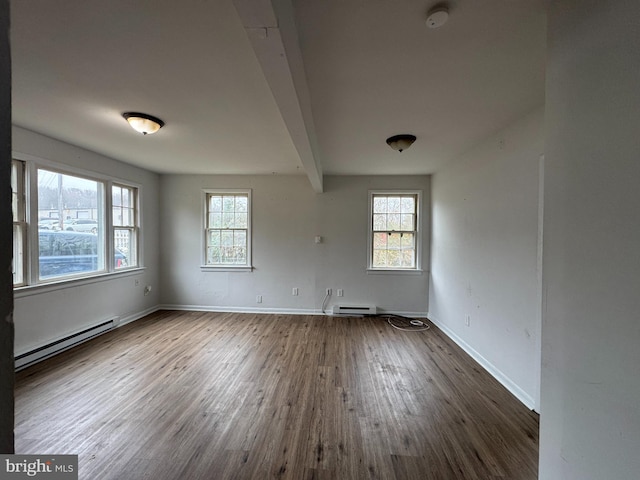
[386,134,416,152]
[123,112,165,135]
[426,6,449,29]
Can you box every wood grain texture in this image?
[15,311,538,479]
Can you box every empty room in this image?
[1,0,639,479]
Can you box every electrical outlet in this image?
[337,289,343,297]
[144,285,152,296]
[292,288,298,296]
[326,288,332,296]
[465,315,471,327]
[256,295,263,303]
[134,279,140,287]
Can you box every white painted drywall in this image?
[540,1,640,478]
[159,174,430,315]
[12,127,161,355]
[428,107,544,408]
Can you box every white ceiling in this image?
[10,0,547,190]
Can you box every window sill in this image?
[366,268,424,276]
[200,265,254,272]
[14,267,146,298]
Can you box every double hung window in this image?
[203,190,252,269]
[12,158,140,287]
[369,191,421,271]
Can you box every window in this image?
[112,184,137,269]
[12,157,140,287]
[37,168,105,280]
[204,190,251,269]
[369,191,421,271]
[12,160,26,286]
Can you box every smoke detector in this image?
[426,7,449,29]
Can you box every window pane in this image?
[373,214,386,231]
[401,233,415,249]
[208,230,220,246]
[234,230,246,248]
[235,196,248,212]
[38,169,104,280]
[11,162,20,222]
[13,224,24,285]
[209,196,222,212]
[373,250,387,268]
[114,229,131,269]
[223,196,235,212]
[122,208,135,227]
[373,196,387,213]
[222,212,235,228]
[387,213,401,231]
[388,233,401,249]
[387,250,401,267]
[121,188,131,208]
[235,212,247,229]
[210,213,222,229]
[221,231,234,247]
[401,196,415,213]
[401,250,415,268]
[113,207,123,227]
[207,246,221,264]
[112,186,122,207]
[39,230,102,279]
[401,214,415,231]
[373,232,387,249]
[387,197,401,213]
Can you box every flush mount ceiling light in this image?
[123,112,164,135]
[426,6,449,29]
[386,134,416,152]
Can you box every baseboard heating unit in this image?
[332,304,377,315]
[15,318,117,370]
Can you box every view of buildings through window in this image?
[12,160,139,285]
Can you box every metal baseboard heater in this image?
[15,318,117,371]
[332,304,377,315]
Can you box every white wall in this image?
[428,107,544,409]
[12,127,161,355]
[159,174,430,315]
[540,1,640,478]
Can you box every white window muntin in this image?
[202,189,252,270]
[368,190,422,272]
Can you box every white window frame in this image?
[201,189,253,272]
[12,152,144,290]
[367,190,423,275]
[12,160,27,287]
[112,183,140,270]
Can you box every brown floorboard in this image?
[14,311,539,479]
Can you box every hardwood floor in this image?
[15,311,539,479]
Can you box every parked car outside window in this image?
[64,219,98,234]
[39,230,127,279]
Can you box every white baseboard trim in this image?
[159,304,325,316]
[159,304,430,319]
[428,312,535,410]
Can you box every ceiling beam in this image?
[233,0,323,192]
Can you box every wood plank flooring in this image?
[14,311,539,479]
